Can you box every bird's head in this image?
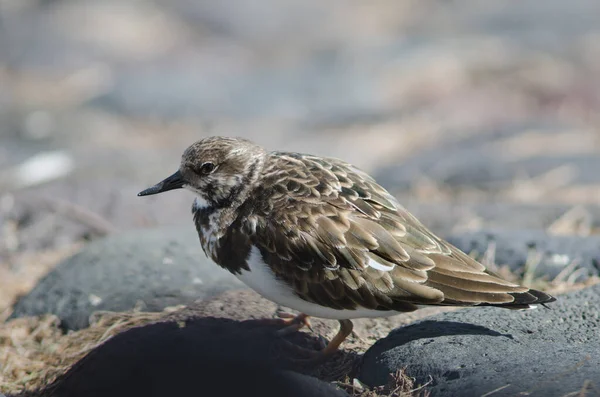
[138,136,267,209]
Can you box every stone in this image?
[10,226,244,330]
[31,316,349,397]
[447,229,600,281]
[359,284,600,397]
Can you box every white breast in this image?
[235,246,399,320]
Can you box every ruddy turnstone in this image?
[139,136,555,357]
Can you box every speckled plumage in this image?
[139,136,555,352]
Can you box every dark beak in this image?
[138,170,186,197]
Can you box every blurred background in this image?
[1,0,600,316]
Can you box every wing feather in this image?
[243,153,554,312]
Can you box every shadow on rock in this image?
[27,317,352,397]
[373,320,512,352]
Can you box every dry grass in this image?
[335,370,432,397]
[0,315,63,395]
[0,309,171,395]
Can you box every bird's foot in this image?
[277,319,354,364]
[275,312,313,336]
[253,312,313,336]
[253,312,307,327]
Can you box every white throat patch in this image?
[192,196,210,211]
[184,185,210,211]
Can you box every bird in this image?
[138,136,555,359]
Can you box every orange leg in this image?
[276,315,354,354]
[277,319,354,363]
[320,319,353,355]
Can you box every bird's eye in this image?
[199,162,216,175]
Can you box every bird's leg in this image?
[319,319,353,356]
[278,319,354,363]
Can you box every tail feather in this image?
[483,288,556,310]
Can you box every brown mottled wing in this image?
[245,153,553,312]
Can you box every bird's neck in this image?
[192,197,247,263]
[192,197,238,232]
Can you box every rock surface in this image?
[359,284,600,397]
[33,317,349,397]
[448,229,600,281]
[10,226,243,330]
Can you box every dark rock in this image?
[10,226,243,330]
[34,317,348,397]
[359,284,600,397]
[155,290,362,382]
[447,229,600,281]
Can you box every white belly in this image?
[235,246,400,320]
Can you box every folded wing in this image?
[246,153,555,312]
